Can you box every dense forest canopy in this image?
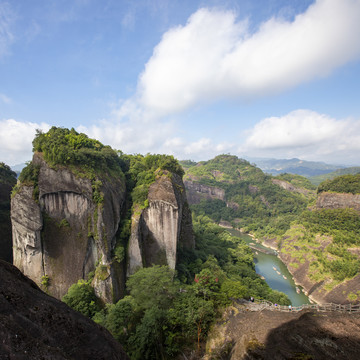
[185,154,311,238]
[317,174,360,194]
[0,162,17,184]
[32,126,123,176]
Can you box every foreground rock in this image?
[0,260,128,360]
[206,303,360,360]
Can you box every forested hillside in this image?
[182,155,360,304]
[183,155,313,238]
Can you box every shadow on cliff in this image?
[243,311,360,360]
[0,260,129,360]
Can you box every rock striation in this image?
[11,153,194,302]
[11,153,126,302]
[316,192,360,211]
[128,172,194,275]
[184,180,225,205]
[0,259,129,359]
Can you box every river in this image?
[228,229,311,306]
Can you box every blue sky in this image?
[1,0,360,166]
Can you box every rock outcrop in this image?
[0,259,129,359]
[271,178,311,195]
[11,153,126,302]
[205,303,360,360]
[128,172,194,275]
[316,192,360,211]
[184,180,225,205]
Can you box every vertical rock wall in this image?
[127,172,194,275]
[11,153,126,302]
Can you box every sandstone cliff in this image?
[184,180,225,205]
[0,259,129,359]
[316,191,360,211]
[128,172,194,275]
[0,164,16,263]
[11,153,126,302]
[271,178,312,196]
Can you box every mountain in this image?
[309,166,360,186]
[0,259,129,359]
[11,127,194,303]
[182,155,360,304]
[246,157,346,177]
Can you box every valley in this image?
[0,129,359,359]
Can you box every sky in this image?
[1,0,360,166]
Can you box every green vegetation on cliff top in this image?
[317,174,360,194]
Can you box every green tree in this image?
[62,279,100,318]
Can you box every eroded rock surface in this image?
[128,172,194,275]
[0,259,129,360]
[11,153,126,302]
[184,180,225,205]
[316,192,360,211]
[206,303,360,360]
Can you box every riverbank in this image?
[222,225,311,306]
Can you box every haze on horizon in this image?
[1,0,360,166]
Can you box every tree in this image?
[62,279,100,318]
[126,265,178,311]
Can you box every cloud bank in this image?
[138,0,360,116]
[241,110,360,165]
[0,119,50,165]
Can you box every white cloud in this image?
[241,110,360,164]
[0,119,50,165]
[137,0,360,117]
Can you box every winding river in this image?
[228,229,311,306]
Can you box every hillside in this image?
[183,154,314,238]
[309,166,360,186]
[182,155,360,304]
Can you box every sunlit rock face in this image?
[316,192,360,211]
[184,180,225,204]
[128,172,194,275]
[11,153,126,302]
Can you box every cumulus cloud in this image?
[241,110,360,164]
[0,119,50,165]
[137,0,360,117]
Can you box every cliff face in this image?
[0,164,17,263]
[0,259,129,359]
[271,178,312,196]
[128,172,194,275]
[11,154,195,302]
[11,153,126,302]
[316,192,360,211]
[184,180,225,205]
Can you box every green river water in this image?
[229,229,311,306]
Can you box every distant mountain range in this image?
[245,157,348,178]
